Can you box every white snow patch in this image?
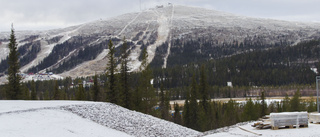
[0,101,201,137]
[0,109,131,137]
[0,100,96,113]
[205,121,320,137]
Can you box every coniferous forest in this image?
[1,27,320,132]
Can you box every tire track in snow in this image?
[0,107,58,116]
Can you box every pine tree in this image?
[307,95,316,112]
[198,104,207,131]
[53,80,60,100]
[290,89,301,111]
[183,90,191,127]
[6,25,22,99]
[44,90,50,100]
[189,74,199,130]
[199,65,210,112]
[198,65,210,130]
[173,102,182,125]
[22,84,30,100]
[76,82,86,100]
[119,38,131,108]
[139,48,157,114]
[242,98,255,121]
[282,93,290,112]
[133,84,142,111]
[92,74,101,101]
[159,81,169,120]
[260,91,266,117]
[30,80,37,100]
[106,40,117,103]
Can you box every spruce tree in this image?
[183,90,191,127]
[92,74,101,101]
[133,84,142,111]
[199,65,209,112]
[6,25,22,99]
[290,89,301,111]
[242,98,255,121]
[30,80,37,100]
[173,102,182,125]
[138,48,157,114]
[106,40,117,103]
[282,93,290,112]
[189,74,199,130]
[307,95,316,112]
[199,65,210,130]
[159,81,169,120]
[22,84,30,100]
[119,38,131,108]
[260,91,266,117]
[76,82,86,100]
[198,105,207,132]
[53,80,60,100]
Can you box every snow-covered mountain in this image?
[0,4,320,79]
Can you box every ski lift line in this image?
[163,4,174,68]
[316,76,320,112]
[118,12,143,36]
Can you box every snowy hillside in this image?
[0,101,202,137]
[1,4,320,80]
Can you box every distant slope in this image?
[0,4,320,78]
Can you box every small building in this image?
[227,82,232,87]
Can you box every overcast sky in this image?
[1,0,320,32]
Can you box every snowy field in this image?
[0,101,131,137]
[204,121,320,137]
[0,109,131,137]
[2,100,320,137]
[0,101,201,137]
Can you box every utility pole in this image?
[317,76,320,112]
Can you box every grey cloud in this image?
[0,0,319,31]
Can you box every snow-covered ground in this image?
[204,121,320,137]
[0,100,96,113]
[1,100,320,137]
[0,101,201,137]
[0,109,131,137]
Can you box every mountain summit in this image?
[0,4,320,79]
